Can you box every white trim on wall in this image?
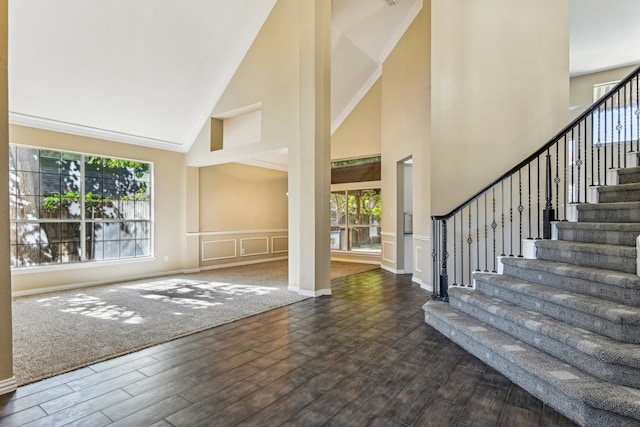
[201,239,237,261]
[415,245,423,273]
[240,237,269,257]
[199,256,288,272]
[271,236,288,254]
[382,241,395,264]
[0,377,17,396]
[190,229,288,237]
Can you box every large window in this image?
[9,145,152,268]
[330,188,381,253]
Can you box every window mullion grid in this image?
[80,154,86,262]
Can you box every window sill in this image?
[11,256,156,275]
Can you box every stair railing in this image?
[432,64,640,299]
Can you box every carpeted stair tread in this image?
[449,286,640,388]
[473,273,640,342]
[576,201,640,222]
[597,182,640,203]
[535,240,636,274]
[555,221,640,246]
[423,300,640,427]
[500,257,640,306]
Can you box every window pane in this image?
[136,200,151,220]
[330,227,347,251]
[136,239,151,256]
[331,192,347,225]
[15,147,40,172]
[350,226,381,252]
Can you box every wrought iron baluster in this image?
[563,135,568,220]
[555,140,560,217]
[452,214,457,286]
[501,181,506,257]
[536,156,541,239]
[518,169,523,257]
[570,128,575,204]
[492,187,497,272]
[596,109,602,186]
[484,193,488,272]
[468,204,473,284]
[476,199,480,272]
[636,75,640,152]
[460,209,464,286]
[527,163,532,239]
[624,83,629,163]
[431,219,438,299]
[591,111,595,186]
[543,150,555,239]
[577,126,582,203]
[509,174,514,257]
[583,119,588,203]
[617,88,622,168]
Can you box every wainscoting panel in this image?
[382,241,395,264]
[415,245,423,273]
[198,230,288,269]
[202,239,236,261]
[272,236,288,254]
[240,237,269,257]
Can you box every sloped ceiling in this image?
[8,0,278,151]
[8,0,640,154]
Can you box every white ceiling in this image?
[569,0,640,76]
[8,0,640,155]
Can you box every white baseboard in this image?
[0,377,17,395]
[13,257,295,297]
[199,256,288,272]
[292,287,332,297]
[381,264,405,274]
[12,269,186,297]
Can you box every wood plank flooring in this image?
[0,269,578,426]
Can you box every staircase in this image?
[424,166,640,426]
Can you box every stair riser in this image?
[556,228,640,247]
[577,206,640,223]
[501,263,640,306]
[598,189,640,203]
[535,246,636,274]
[424,307,638,427]
[618,172,640,185]
[474,277,640,343]
[450,292,640,388]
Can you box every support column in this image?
[0,0,16,395]
[288,0,331,297]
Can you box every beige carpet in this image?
[12,260,378,386]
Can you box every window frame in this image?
[9,144,154,269]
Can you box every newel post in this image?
[439,219,449,302]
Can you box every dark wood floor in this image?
[0,269,577,427]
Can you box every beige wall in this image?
[186,0,299,167]
[9,125,187,294]
[331,78,382,161]
[430,0,570,215]
[199,163,288,232]
[570,64,638,120]
[380,5,430,276]
[0,0,13,391]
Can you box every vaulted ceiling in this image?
[8,0,640,153]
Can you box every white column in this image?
[288,0,332,297]
[0,0,16,395]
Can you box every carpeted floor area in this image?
[12,260,378,386]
